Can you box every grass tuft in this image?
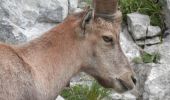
[61,81,111,100]
[133,51,161,64]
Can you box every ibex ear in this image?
[80,9,93,35]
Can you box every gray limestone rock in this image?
[127,13,150,40]
[147,26,161,37]
[120,26,140,61]
[136,37,161,46]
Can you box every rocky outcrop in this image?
[142,35,170,100]
[126,11,170,100]
[147,26,161,37]
[136,37,161,46]
[0,0,80,43]
[127,13,150,40]
[133,63,153,100]
[127,13,161,46]
[162,0,170,29]
[68,0,79,13]
[120,26,141,61]
[0,20,27,44]
[143,64,170,100]
[131,35,170,100]
[38,0,68,23]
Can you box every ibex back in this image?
[0,0,136,100]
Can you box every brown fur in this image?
[0,11,136,100]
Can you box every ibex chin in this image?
[0,0,136,100]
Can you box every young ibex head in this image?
[78,0,136,93]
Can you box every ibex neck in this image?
[15,20,83,99]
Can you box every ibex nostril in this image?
[131,76,137,85]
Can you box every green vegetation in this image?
[119,0,164,28]
[133,57,143,64]
[85,0,92,5]
[61,81,111,100]
[133,51,161,64]
[142,52,161,63]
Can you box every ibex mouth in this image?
[117,78,132,91]
[116,72,137,92]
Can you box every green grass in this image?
[133,51,161,64]
[61,81,111,100]
[119,0,164,28]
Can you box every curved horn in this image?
[93,0,118,20]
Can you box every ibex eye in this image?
[102,36,113,43]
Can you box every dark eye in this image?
[102,36,113,43]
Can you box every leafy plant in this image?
[142,52,155,63]
[61,81,111,100]
[133,51,161,64]
[119,0,164,28]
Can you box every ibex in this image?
[0,0,136,100]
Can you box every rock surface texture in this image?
[120,26,140,61]
[142,35,170,100]
[0,20,27,44]
[68,0,79,12]
[147,26,161,37]
[127,13,161,46]
[162,0,170,29]
[127,13,150,40]
[0,0,80,43]
[131,36,170,100]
